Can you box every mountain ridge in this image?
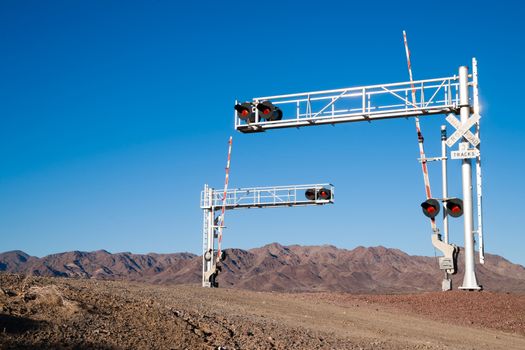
[1,243,524,293]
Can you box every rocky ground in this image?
[1,273,524,349]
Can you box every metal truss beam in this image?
[201,183,335,210]
[235,76,466,133]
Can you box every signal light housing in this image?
[421,199,440,218]
[234,102,255,123]
[305,188,317,200]
[445,198,464,218]
[318,188,331,200]
[305,188,331,201]
[256,101,283,121]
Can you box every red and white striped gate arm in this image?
[217,136,233,262]
[403,31,437,231]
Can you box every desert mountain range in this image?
[1,243,524,293]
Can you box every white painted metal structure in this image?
[457,66,481,290]
[472,58,484,266]
[235,76,461,133]
[441,125,449,246]
[200,183,334,287]
[234,59,484,291]
[440,124,452,291]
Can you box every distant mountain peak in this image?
[94,249,111,255]
[0,250,30,258]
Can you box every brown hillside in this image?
[1,243,524,293]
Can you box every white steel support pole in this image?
[441,125,449,244]
[472,57,485,265]
[202,184,207,286]
[458,66,481,290]
[207,207,214,271]
[202,185,215,287]
[441,125,452,291]
[202,205,206,286]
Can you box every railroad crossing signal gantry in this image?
[201,183,335,287]
[234,58,484,291]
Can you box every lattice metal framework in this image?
[201,183,335,210]
[235,76,462,133]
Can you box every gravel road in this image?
[1,274,524,349]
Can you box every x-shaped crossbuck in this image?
[445,113,480,148]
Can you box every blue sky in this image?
[1,0,524,266]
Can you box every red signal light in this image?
[256,101,283,121]
[421,199,440,219]
[445,198,464,218]
[234,102,255,123]
[318,188,331,200]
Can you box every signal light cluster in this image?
[234,101,283,123]
[305,187,332,201]
[421,198,464,219]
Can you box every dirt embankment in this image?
[1,273,524,349]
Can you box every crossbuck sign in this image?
[446,113,481,148]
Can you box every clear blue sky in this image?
[1,0,524,266]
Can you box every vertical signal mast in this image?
[404,31,453,291]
